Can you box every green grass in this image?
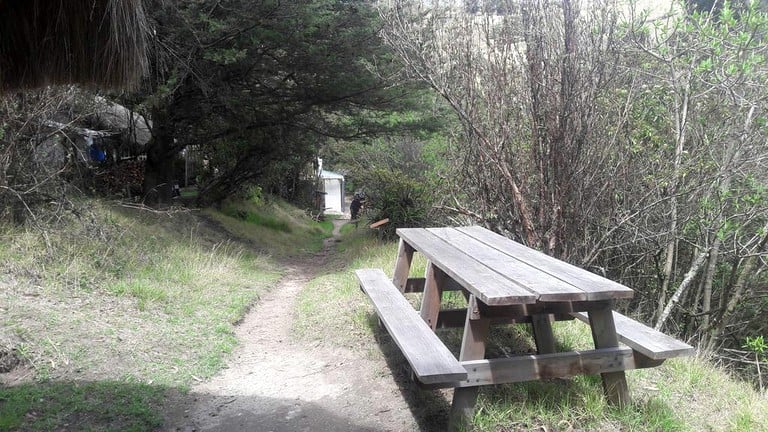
[294,228,768,432]
[0,198,327,431]
[221,204,292,232]
[0,381,164,432]
[206,198,333,257]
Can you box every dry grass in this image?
[0,0,148,90]
[0,202,280,385]
[0,197,337,430]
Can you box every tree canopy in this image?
[128,0,423,204]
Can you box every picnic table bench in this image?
[356,226,694,431]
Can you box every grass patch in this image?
[295,229,768,432]
[222,205,292,233]
[0,381,164,432]
[0,200,286,430]
[206,197,333,257]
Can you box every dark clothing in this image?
[350,198,362,220]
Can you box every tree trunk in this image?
[143,106,177,206]
[657,63,693,321]
[655,248,709,331]
[700,236,721,332]
[718,222,768,334]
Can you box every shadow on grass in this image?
[0,379,388,432]
[0,380,165,431]
[365,311,687,431]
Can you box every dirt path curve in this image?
[164,219,420,432]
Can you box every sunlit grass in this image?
[0,199,318,430]
[204,198,332,257]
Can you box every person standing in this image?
[350,195,362,220]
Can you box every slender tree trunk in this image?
[655,248,709,331]
[700,237,721,330]
[143,106,177,206]
[718,222,768,334]
[657,63,693,321]
[700,106,754,341]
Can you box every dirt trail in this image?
[164,218,420,432]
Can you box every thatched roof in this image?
[0,0,148,91]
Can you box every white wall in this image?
[323,179,344,214]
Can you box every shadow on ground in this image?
[0,380,387,432]
[368,315,455,432]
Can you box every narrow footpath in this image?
[164,219,421,432]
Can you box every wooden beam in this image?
[435,309,573,329]
[421,262,444,330]
[402,277,463,293]
[531,314,556,354]
[453,347,634,388]
[449,295,490,432]
[588,306,631,407]
[392,239,414,292]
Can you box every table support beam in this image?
[420,262,444,330]
[589,306,630,406]
[392,239,414,292]
[531,314,556,354]
[449,295,490,432]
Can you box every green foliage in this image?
[328,133,442,237]
[129,0,422,205]
[743,335,768,357]
[360,167,430,238]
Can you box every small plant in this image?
[246,185,264,206]
[743,335,768,393]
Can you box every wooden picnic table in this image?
[356,226,693,431]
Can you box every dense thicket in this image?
[377,0,768,379]
[126,0,421,205]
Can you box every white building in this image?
[317,158,345,215]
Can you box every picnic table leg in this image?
[589,306,630,406]
[531,314,556,354]
[392,239,414,293]
[420,262,444,330]
[449,295,490,432]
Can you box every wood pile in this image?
[94,160,144,196]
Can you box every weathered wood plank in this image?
[420,262,444,330]
[429,227,588,302]
[449,294,490,432]
[397,228,537,305]
[477,299,612,317]
[457,226,634,301]
[452,347,635,388]
[531,314,556,354]
[588,306,630,407]
[434,309,573,328]
[392,239,414,293]
[356,268,467,384]
[572,312,695,360]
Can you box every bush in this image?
[358,167,430,238]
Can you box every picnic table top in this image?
[396,226,634,306]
